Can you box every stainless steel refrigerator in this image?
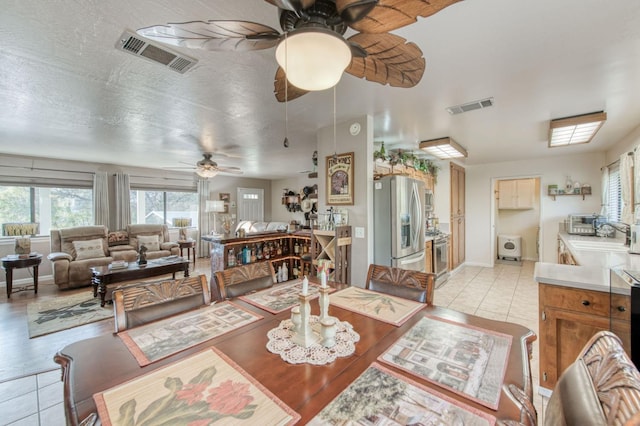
[373,175,426,272]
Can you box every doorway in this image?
[492,177,542,264]
[237,188,264,222]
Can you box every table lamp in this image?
[205,200,226,234]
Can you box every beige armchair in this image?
[48,225,114,289]
[126,224,179,260]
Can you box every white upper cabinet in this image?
[498,179,535,210]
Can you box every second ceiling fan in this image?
[137,0,461,102]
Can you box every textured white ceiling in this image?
[1,0,639,179]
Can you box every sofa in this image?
[235,220,288,234]
[126,224,179,260]
[48,226,128,289]
[48,224,180,289]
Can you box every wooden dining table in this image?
[54,293,537,425]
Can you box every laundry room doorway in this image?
[492,177,541,264]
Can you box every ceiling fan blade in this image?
[216,166,244,175]
[336,0,379,24]
[274,67,309,102]
[137,20,281,52]
[345,33,425,88]
[264,0,317,12]
[342,0,461,34]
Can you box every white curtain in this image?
[620,153,634,224]
[93,172,109,226]
[114,173,131,230]
[600,166,609,218]
[197,178,210,258]
[635,149,640,223]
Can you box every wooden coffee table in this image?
[91,257,189,307]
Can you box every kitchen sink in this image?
[569,240,629,252]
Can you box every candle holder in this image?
[318,286,333,323]
[291,293,320,348]
[320,317,337,348]
[290,306,301,333]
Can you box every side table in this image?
[1,254,43,298]
[178,240,197,267]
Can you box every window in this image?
[607,164,622,222]
[130,189,198,226]
[0,185,93,236]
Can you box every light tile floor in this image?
[0,260,544,425]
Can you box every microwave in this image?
[567,214,600,235]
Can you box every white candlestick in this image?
[321,269,327,288]
[301,275,309,295]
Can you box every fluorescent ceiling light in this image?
[419,137,467,159]
[275,27,352,91]
[549,111,607,147]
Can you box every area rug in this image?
[378,314,512,410]
[119,301,262,366]
[94,347,299,426]
[328,287,424,326]
[27,292,113,338]
[308,363,495,425]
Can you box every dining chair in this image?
[112,274,210,332]
[214,262,276,301]
[365,264,435,304]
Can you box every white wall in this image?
[465,152,605,266]
[317,115,373,286]
[606,123,640,164]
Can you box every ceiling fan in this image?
[167,153,244,178]
[137,0,461,102]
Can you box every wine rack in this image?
[311,226,352,284]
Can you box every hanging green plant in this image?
[373,141,387,161]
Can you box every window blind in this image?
[608,163,622,222]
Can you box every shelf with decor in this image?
[548,185,592,201]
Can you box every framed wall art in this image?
[219,193,230,202]
[326,152,354,205]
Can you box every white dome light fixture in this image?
[275,27,352,92]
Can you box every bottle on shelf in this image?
[282,262,288,281]
[242,245,251,264]
[228,248,236,267]
[276,240,282,256]
[277,264,283,283]
[293,260,299,279]
[294,240,300,255]
[250,245,257,263]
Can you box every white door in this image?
[237,188,264,222]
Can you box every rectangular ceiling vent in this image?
[446,97,494,115]
[115,30,198,74]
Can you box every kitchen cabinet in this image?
[424,240,433,273]
[450,163,465,269]
[311,226,352,284]
[498,178,535,209]
[538,282,631,390]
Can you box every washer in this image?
[498,234,522,261]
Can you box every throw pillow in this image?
[138,235,160,252]
[73,239,105,260]
[108,230,129,246]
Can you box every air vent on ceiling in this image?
[115,30,198,74]
[446,97,494,115]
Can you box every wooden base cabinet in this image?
[538,283,631,390]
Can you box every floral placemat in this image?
[308,362,495,425]
[94,347,299,426]
[239,280,334,314]
[328,287,424,326]
[119,302,262,366]
[378,314,512,410]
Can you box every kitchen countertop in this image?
[534,231,637,294]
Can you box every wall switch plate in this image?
[355,227,365,238]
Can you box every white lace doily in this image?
[266,315,360,365]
